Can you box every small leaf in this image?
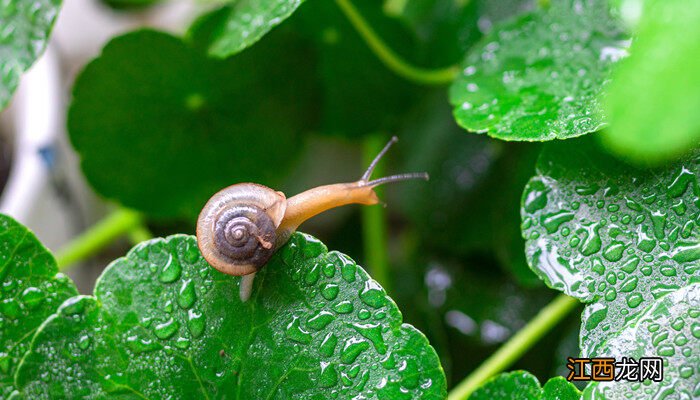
[583,284,700,399]
[201,0,306,58]
[521,136,700,356]
[603,0,700,164]
[68,29,317,219]
[0,0,62,110]
[470,370,580,399]
[449,0,628,141]
[0,214,78,397]
[15,233,446,398]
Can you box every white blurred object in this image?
[0,46,74,250]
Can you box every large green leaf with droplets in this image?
[449,0,628,141]
[603,0,700,164]
[0,214,78,398]
[469,370,580,399]
[68,29,317,220]
[14,233,446,399]
[521,137,700,357]
[582,284,699,400]
[0,0,62,110]
[200,0,306,58]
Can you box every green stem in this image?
[56,208,144,271]
[447,294,580,400]
[334,0,459,85]
[361,135,391,292]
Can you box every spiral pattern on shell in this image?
[211,205,276,269]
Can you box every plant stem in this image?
[334,0,459,85]
[55,208,144,271]
[361,135,391,292]
[447,294,580,400]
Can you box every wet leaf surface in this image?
[470,370,580,399]
[449,0,627,141]
[0,0,61,109]
[68,29,317,220]
[583,284,699,399]
[521,137,700,356]
[200,0,306,58]
[0,214,78,398]
[15,233,446,399]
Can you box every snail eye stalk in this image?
[359,136,429,187]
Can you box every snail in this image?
[196,136,427,301]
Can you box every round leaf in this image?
[449,0,628,141]
[470,370,580,399]
[0,214,78,397]
[583,284,699,399]
[203,0,306,58]
[521,136,700,356]
[0,0,61,109]
[15,233,446,398]
[68,30,317,219]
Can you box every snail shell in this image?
[196,183,287,276]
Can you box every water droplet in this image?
[78,335,90,350]
[175,337,190,349]
[626,293,643,308]
[319,332,338,357]
[20,287,44,309]
[524,181,548,213]
[650,211,667,239]
[323,263,336,278]
[333,301,354,314]
[340,338,369,363]
[659,265,677,277]
[657,344,674,356]
[177,279,196,309]
[671,242,700,263]
[358,309,371,320]
[541,210,574,234]
[352,323,386,354]
[602,241,626,262]
[187,309,205,338]
[580,223,602,256]
[321,283,339,300]
[305,263,321,286]
[307,311,335,331]
[319,362,338,387]
[159,255,182,283]
[619,277,638,293]
[286,316,312,344]
[154,318,179,339]
[359,280,386,309]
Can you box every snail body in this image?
[196,137,426,301]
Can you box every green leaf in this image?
[200,0,306,58]
[15,233,446,398]
[68,29,317,220]
[0,0,62,110]
[583,284,700,399]
[469,370,580,399]
[521,136,700,356]
[603,0,700,164]
[449,0,628,141]
[0,214,78,397]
